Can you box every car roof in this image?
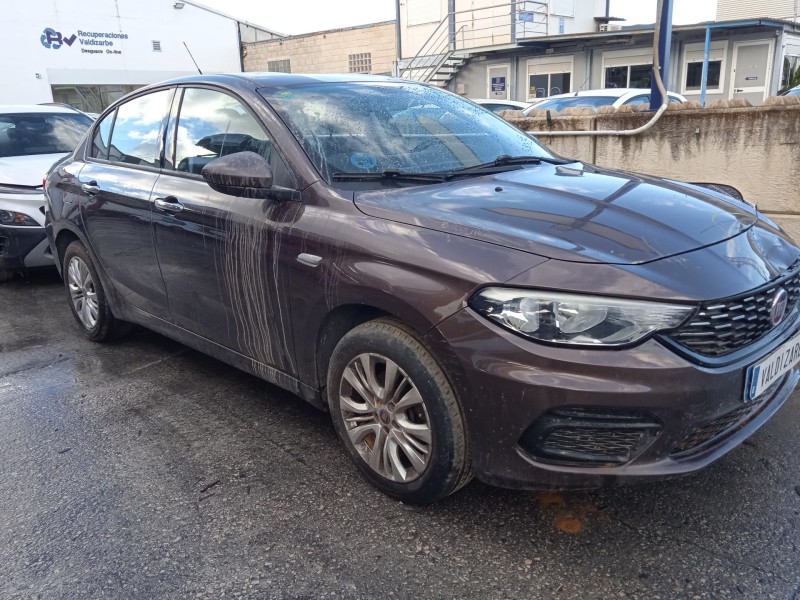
[471,98,529,104]
[156,72,406,91]
[0,104,86,115]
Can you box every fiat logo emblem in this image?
[770,288,789,327]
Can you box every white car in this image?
[522,88,686,114]
[0,105,93,281]
[471,99,535,114]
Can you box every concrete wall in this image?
[244,22,396,75]
[505,100,800,241]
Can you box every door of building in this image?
[731,41,773,104]
[487,65,510,100]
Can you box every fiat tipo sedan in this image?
[45,74,800,504]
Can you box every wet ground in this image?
[1,271,799,600]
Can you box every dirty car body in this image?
[45,74,800,502]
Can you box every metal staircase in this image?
[399,1,548,87]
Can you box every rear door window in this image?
[106,89,172,167]
[91,112,114,160]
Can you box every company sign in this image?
[40,27,128,55]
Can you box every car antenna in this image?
[183,42,203,74]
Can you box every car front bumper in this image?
[432,307,799,490]
[0,224,50,270]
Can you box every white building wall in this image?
[716,0,800,21]
[0,0,246,104]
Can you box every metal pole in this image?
[650,0,673,109]
[448,0,456,51]
[700,26,711,106]
[395,0,402,61]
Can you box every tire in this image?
[327,318,472,504]
[63,240,131,342]
[0,270,14,283]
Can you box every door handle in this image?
[154,196,184,213]
[80,181,100,194]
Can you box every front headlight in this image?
[0,210,39,226]
[469,288,695,347]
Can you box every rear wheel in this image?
[327,318,472,504]
[63,241,131,342]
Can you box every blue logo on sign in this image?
[41,27,77,49]
[749,366,760,400]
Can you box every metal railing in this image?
[400,1,548,83]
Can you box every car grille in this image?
[671,376,785,457]
[519,408,662,466]
[669,267,800,357]
[540,428,647,459]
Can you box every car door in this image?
[150,86,302,375]
[79,88,174,319]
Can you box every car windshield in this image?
[786,87,800,96]
[0,112,92,158]
[530,96,617,112]
[260,82,554,182]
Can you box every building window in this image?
[267,59,291,73]
[348,53,372,74]
[529,72,571,98]
[782,55,800,92]
[604,64,651,89]
[152,40,162,52]
[527,58,573,100]
[681,41,727,95]
[685,61,722,91]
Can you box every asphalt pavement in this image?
[1,271,798,600]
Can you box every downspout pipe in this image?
[650,0,673,107]
[527,0,670,137]
[700,26,712,106]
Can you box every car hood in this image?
[0,153,68,187]
[353,163,757,265]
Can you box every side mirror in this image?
[201,151,274,199]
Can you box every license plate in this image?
[745,329,800,402]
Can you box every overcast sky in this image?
[200,0,718,36]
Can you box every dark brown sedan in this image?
[45,74,800,504]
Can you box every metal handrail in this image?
[400,0,548,81]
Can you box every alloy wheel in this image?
[338,353,432,483]
[67,256,98,330]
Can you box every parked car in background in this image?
[782,85,800,96]
[47,74,800,504]
[0,104,93,281]
[471,99,534,114]
[523,88,686,114]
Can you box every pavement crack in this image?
[199,479,221,494]
[0,356,70,379]
[122,349,188,376]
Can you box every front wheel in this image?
[63,241,131,342]
[0,269,14,283]
[327,319,472,504]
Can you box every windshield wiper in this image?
[331,170,446,183]
[445,154,575,178]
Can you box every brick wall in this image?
[244,21,396,75]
